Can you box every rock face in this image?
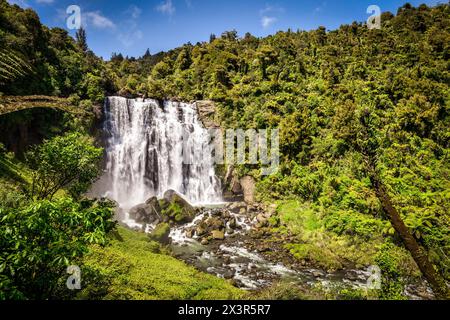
[195,100,220,129]
[222,166,245,202]
[240,176,256,204]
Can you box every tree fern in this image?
[0,49,32,85]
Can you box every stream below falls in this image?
[126,205,433,299]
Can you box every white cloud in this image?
[261,16,277,29]
[84,11,116,29]
[156,0,175,16]
[259,4,283,29]
[127,5,142,19]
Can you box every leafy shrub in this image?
[0,197,116,300]
[26,133,103,200]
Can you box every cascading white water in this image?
[99,96,222,210]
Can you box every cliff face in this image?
[194,100,220,129]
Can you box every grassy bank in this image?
[77,226,246,300]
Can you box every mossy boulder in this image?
[159,190,197,224]
[149,223,171,245]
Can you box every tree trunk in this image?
[370,173,449,299]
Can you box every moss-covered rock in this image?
[159,190,197,224]
[149,223,171,245]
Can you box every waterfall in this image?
[98,96,222,210]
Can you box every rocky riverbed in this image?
[168,203,377,292]
[120,191,434,300]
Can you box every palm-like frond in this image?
[0,49,32,84]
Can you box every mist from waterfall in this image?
[99,96,222,210]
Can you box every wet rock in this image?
[195,100,220,129]
[311,270,325,278]
[246,205,256,214]
[205,217,225,231]
[230,279,242,287]
[196,223,208,237]
[185,229,195,238]
[223,256,232,264]
[231,177,243,194]
[128,196,162,224]
[227,202,247,212]
[255,214,268,228]
[212,230,225,240]
[256,214,267,224]
[223,269,236,280]
[228,218,237,229]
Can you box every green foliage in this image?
[26,133,102,200]
[252,281,314,300]
[0,197,116,300]
[75,27,88,53]
[161,202,184,222]
[276,201,381,270]
[375,241,416,300]
[0,1,114,99]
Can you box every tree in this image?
[358,110,449,299]
[26,133,103,200]
[110,52,124,63]
[75,27,88,52]
[221,30,238,41]
[143,48,151,59]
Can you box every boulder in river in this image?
[211,230,225,240]
[160,190,197,224]
[129,196,161,224]
[205,216,225,231]
[226,201,247,213]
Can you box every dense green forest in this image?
[0,0,449,300]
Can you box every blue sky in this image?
[7,0,445,59]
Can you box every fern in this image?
[0,49,32,84]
